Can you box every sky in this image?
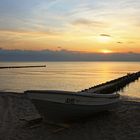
[0,0,140,53]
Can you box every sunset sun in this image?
[101,49,112,54]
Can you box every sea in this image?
[0,61,140,99]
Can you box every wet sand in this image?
[0,92,140,140]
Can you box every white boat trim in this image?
[25,90,120,106]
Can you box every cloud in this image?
[100,34,111,37]
[71,18,105,28]
[0,48,140,61]
[117,41,123,44]
[0,29,61,50]
[0,28,60,35]
[128,41,135,44]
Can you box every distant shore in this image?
[0,92,140,140]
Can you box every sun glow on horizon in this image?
[101,49,113,54]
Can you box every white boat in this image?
[25,90,120,122]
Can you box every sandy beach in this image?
[0,92,140,140]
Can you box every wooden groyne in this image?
[81,71,140,94]
[0,65,46,69]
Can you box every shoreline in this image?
[0,92,140,140]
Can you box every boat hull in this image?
[30,98,120,122]
[25,90,120,122]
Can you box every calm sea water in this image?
[0,62,140,99]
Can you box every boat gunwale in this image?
[25,90,120,99]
